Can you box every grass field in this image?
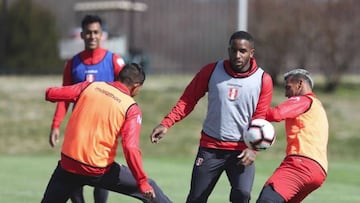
[1,75,360,202]
[0,155,359,203]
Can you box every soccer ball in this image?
[244,119,276,151]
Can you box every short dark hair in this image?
[229,31,254,48]
[81,15,103,30]
[117,63,146,86]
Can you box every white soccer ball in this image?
[244,119,276,151]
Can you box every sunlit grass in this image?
[1,75,360,203]
[1,75,360,160]
[0,155,359,203]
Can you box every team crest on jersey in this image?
[86,74,95,82]
[195,157,203,166]
[228,87,239,100]
[85,70,98,82]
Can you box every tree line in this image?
[0,0,62,75]
[0,0,359,92]
[250,0,360,92]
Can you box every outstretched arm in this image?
[150,63,215,143]
[161,68,210,128]
[266,95,312,122]
[45,81,91,103]
[121,104,155,199]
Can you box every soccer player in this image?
[48,15,125,203]
[41,63,173,203]
[150,31,273,203]
[256,69,328,203]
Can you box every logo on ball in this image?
[244,119,276,151]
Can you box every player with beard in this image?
[150,31,273,203]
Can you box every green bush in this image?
[2,0,62,74]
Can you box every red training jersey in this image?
[51,47,125,129]
[46,81,152,192]
[266,93,329,172]
[160,58,273,151]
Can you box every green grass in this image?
[1,75,360,202]
[0,155,359,203]
[1,75,360,158]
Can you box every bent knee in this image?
[256,185,285,203]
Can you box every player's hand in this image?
[49,128,60,147]
[150,124,168,143]
[143,189,156,201]
[237,148,256,166]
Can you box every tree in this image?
[249,0,296,86]
[249,0,360,91]
[315,0,360,92]
[3,0,62,74]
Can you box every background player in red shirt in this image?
[256,69,328,203]
[42,63,172,203]
[48,15,125,203]
[150,31,273,203]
